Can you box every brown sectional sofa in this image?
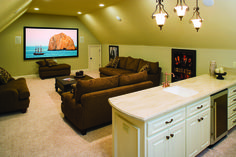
[0,77,30,114]
[61,71,153,135]
[99,56,162,86]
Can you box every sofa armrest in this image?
[0,88,18,105]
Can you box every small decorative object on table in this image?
[75,71,84,78]
[215,72,227,80]
[215,67,227,80]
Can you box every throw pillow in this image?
[45,59,58,67]
[36,60,47,67]
[105,59,114,67]
[139,64,150,72]
[112,58,120,68]
[0,67,12,84]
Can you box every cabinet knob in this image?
[201,117,204,121]
[233,99,236,102]
[233,119,236,123]
[170,134,174,138]
[233,89,236,92]
[233,108,236,112]
[197,105,203,109]
[165,118,173,124]
[166,136,170,140]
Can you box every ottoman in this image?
[39,64,71,79]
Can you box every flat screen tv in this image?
[24,27,78,60]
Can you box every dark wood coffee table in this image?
[55,75,93,93]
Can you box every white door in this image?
[88,45,101,71]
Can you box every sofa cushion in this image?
[138,60,159,74]
[112,57,120,68]
[139,63,150,72]
[125,56,141,72]
[36,60,47,67]
[0,67,13,85]
[39,64,70,72]
[118,57,128,69]
[75,75,119,103]
[99,67,135,76]
[45,59,58,67]
[149,61,159,74]
[119,71,148,86]
[105,59,114,67]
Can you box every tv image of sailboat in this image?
[34,46,44,55]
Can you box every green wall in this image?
[102,44,236,82]
[0,13,100,76]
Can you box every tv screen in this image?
[24,27,78,60]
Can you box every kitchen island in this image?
[109,69,236,157]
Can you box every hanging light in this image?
[152,0,169,30]
[190,0,203,32]
[174,0,189,20]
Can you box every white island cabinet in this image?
[112,97,210,157]
[110,74,236,157]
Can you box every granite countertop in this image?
[109,68,236,121]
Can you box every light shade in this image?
[175,6,188,17]
[154,13,167,26]
[191,19,202,29]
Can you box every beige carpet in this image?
[0,71,236,157]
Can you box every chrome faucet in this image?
[162,72,175,88]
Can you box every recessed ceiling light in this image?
[34,8,40,11]
[77,12,82,15]
[99,4,105,7]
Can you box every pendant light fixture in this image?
[190,0,203,32]
[152,0,169,30]
[174,0,189,20]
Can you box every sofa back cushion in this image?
[118,57,128,69]
[75,75,119,103]
[0,67,13,85]
[138,59,159,74]
[125,56,141,72]
[119,71,148,86]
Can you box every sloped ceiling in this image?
[0,0,32,32]
[78,0,236,49]
[1,0,236,50]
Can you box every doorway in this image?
[88,45,101,71]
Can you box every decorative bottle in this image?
[209,60,216,76]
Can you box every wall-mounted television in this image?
[24,27,78,60]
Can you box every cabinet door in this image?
[168,121,185,157]
[148,129,168,157]
[186,113,200,157]
[186,109,211,157]
[199,108,210,151]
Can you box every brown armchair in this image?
[0,67,30,114]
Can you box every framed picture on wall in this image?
[109,45,119,60]
[172,48,196,82]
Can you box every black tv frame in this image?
[24,26,79,60]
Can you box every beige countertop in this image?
[109,69,236,121]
